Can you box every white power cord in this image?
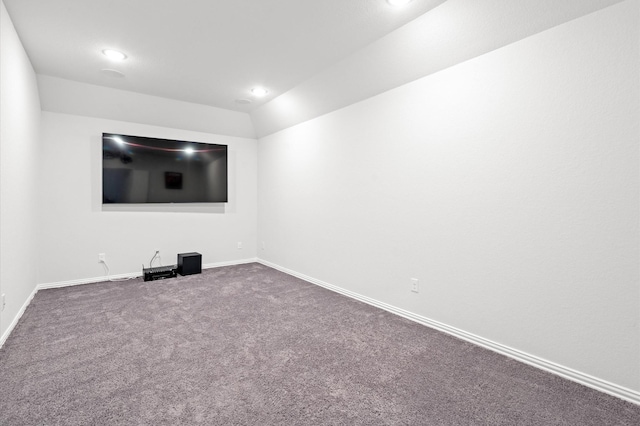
[100,259,136,282]
[149,251,161,268]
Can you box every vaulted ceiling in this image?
[3,0,624,137]
[3,0,445,112]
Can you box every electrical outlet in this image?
[1,294,5,312]
[98,253,106,262]
[261,241,266,250]
[237,242,243,249]
[411,278,419,293]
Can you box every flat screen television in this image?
[102,133,228,204]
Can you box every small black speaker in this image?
[177,252,202,276]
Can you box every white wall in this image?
[38,75,256,139]
[0,0,42,339]
[257,0,639,393]
[38,112,257,284]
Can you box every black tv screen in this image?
[102,133,228,204]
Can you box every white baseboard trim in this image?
[37,257,260,290]
[257,258,640,406]
[202,257,258,270]
[1,258,259,349]
[0,286,38,349]
[37,272,142,290]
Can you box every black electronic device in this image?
[102,133,228,204]
[177,252,202,276]
[143,264,178,281]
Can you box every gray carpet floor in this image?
[1,262,639,425]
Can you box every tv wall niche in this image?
[102,133,228,204]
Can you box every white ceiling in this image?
[3,0,445,112]
[4,0,625,137]
[251,0,625,136]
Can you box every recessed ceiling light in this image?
[387,0,413,6]
[101,69,125,78]
[251,87,269,97]
[102,49,127,61]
